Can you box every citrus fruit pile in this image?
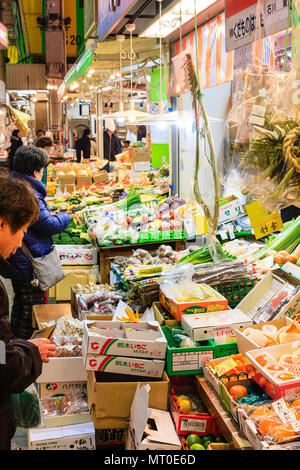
[247,399,300,443]
[185,434,226,450]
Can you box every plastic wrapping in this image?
[241,399,300,444]
[77,291,124,317]
[41,389,88,417]
[170,327,199,348]
[11,384,42,429]
[225,67,300,211]
[52,317,83,356]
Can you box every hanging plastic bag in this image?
[11,384,42,429]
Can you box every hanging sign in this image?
[0,23,8,50]
[245,200,283,239]
[98,0,139,41]
[219,197,246,226]
[225,0,291,52]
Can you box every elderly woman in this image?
[0,145,70,339]
[0,175,56,450]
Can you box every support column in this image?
[97,92,104,159]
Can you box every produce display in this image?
[208,354,257,381]
[53,218,91,245]
[86,193,186,247]
[77,290,125,317]
[242,319,300,348]
[252,350,300,382]
[41,390,89,417]
[183,434,227,450]
[240,399,300,444]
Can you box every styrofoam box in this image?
[56,245,98,266]
[28,422,96,450]
[36,357,87,383]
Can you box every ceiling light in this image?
[140,0,217,38]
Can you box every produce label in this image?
[219,199,245,225]
[180,418,207,433]
[219,383,231,411]
[171,350,214,372]
[214,357,238,377]
[245,200,283,239]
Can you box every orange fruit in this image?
[251,406,272,423]
[272,424,296,442]
[229,385,248,401]
[256,354,269,367]
[258,416,282,437]
[292,399,300,408]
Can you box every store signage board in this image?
[225,0,291,52]
[98,0,139,41]
[245,200,283,240]
[0,23,8,50]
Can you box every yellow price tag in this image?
[245,200,283,240]
[214,357,238,377]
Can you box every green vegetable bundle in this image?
[176,243,236,265]
[114,189,141,212]
[253,216,300,259]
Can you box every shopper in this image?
[103,120,122,166]
[76,128,91,162]
[137,125,146,142]
[123,140,130,150]
[8,129,23,172]
[35,129,45,141]
[35,136,54,187]
[0,175,56,450]
[0,146,70,339]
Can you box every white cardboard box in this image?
[235,317,294,354]
[126,384,181,450]
[84,354,165,378]
[28,422,95,450]
[181,309,253,341]
[38,381,87,399]
[56,245,98,266]
[237,271,300,323]
[36,357,87,383]
[82,320,167,359]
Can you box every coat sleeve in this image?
[31,198,70,237]
[0,339,43,395]
[75,139,81,160]
[0,314,42,395]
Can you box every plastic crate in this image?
[212,279,257,308]
[162,327,238,376]
[138,229,186,243]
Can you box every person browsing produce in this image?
[0,175,56,450]
[0,146,70,339]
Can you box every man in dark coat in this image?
[8,129,23,172]
[0,175,56,450]
[75,128,91,162]
[103,119,122,165]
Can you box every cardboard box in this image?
[28,422,96,450]
[93,171,108,184]
[56,245,98,266]
[181,309,253,342]
[130,147,151,161]
[57,174,76,185]
[235,317,294,353]
[82,320,167,359]
[36,357,87,383]
[38,381,87,399]
[131,161,151,172]
[126,384,181,450]
[59,184,76,194]
[170,383,215,436]
[48,266,99,301]
[76,175,93,185]
[42,413,92,428]
[32,303,73,329]
[237,408,271,450]
[159,285,228,321]
[237,271,300,323]
[246,343,300,400]
[95,427,126,449]
[85,354,165,378]
[87,370,169,421]
[152,301,180,327]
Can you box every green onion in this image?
[253,216,300,259]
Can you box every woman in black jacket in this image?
[8,129,23,172]
[0,176,56,450]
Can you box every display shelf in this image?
[195,376,253,451]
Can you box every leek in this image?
[253,216,300,259]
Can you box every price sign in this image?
[245,200,283,239]
[219,198,245,226]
